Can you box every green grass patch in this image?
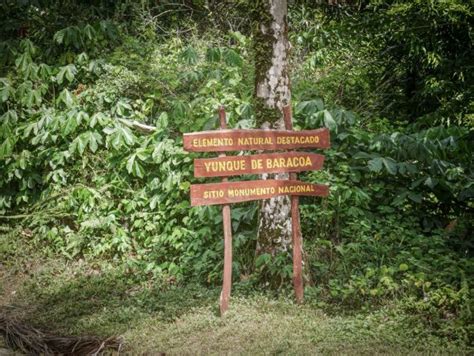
[0,242,471,355]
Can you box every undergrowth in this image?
[0,0,472,349]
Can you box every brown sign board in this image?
[190,179,329,206]
[194,152,325,178]
[183,128,330,152]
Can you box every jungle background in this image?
[0,0,472,354]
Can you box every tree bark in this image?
[252,0,292,256]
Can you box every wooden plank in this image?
[183,128,330,152]
[194,152,324,178]
[283,105,304,305]
[190,180,329,206]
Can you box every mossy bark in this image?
[251,0,292,256]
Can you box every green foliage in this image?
[0,0,472,345]
[0,16,255,285]
[291,0,473,125]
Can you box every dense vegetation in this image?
[1,0,472,351]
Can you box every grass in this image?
[0,229,472,355]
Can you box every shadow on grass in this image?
[14,269,220,336]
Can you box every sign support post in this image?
[283,105,304,304]
[218,106,232,316]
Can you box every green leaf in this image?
[296,99,324,115]
[70,134,87,155]
[408,193,422,203]
[171,100,187,119]
[90,112,107,128]
[81,131,102,153]
[63,110,79,135]
[323,110,337,130]
[38,63,52,80]
[57,64,77,84]
[135,148,148,161]
[353,152,373,160]
[382,157,397,175]
[53,29,66,44]
[23,89,42,108]
[368,157,383,172]
[77,52,89,65]
[255,253,271,268]
[105,125,136,150]
[0,79,13,103]
[181,46,198,65]
[126,154,144,178]
[76,111,89,125]
[156,112,168,130]
[229,31,247,45]
[20,39,36,56]
[223,48,242,67]
[1,110,18,127]
[115,100,132,116]
[149,195,160,210]
[0,137,14,159]
[15,52,32,71]
[110,129,122,149]
[392,191,409,206]
[399,264,409,272]
[88,132,99,152]
[56,26,82,48]
[424,177,437,188]
[206,47,221,62]
[58,89,75,108]
[119,126,135,146]
[368,157,397,175]
[83,24,96,41]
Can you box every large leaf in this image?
[115,100,132,116]
[58,89,76,108]
[126,153,144,178]
[0,137,15,159]
[323,109,337,131]
[63,110,80,135]
[119,126,135,146]
[206,47,221,62]
[0,79,13,103]
[368,157,383,172]
[368,157,397,175]
[223,48,242,67]
[382,157,397,175]
[104,125,136,150]
[90,112,108,128]
[56,64,77,84]
[180,46,198,65]
[296,99,324,116]
[23,89,42,108]
[70,134,87,155]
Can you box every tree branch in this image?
[118,118,156,134]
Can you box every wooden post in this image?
[283,105,304,304]
[218,106,233,315]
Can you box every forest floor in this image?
[0,234,471,355]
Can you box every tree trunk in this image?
[252,0,292,256]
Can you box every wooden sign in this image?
[194,152,324,178]
[183,105,331,315]
[190,179,329,206]
[183,128,330,152]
